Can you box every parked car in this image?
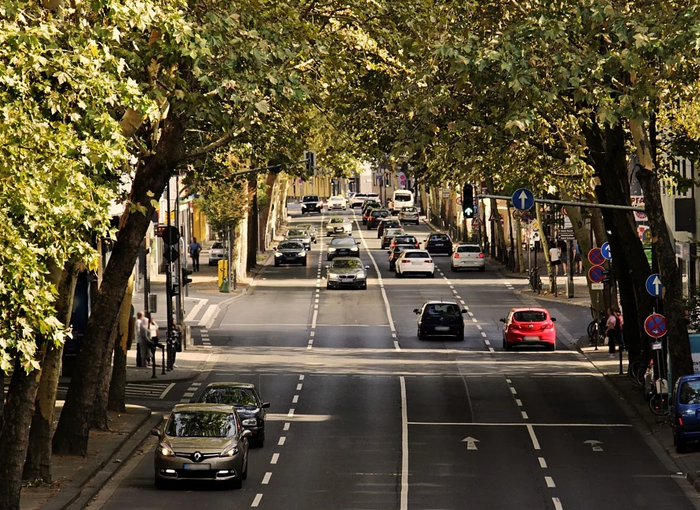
[381,227,405,249]
[196,382,270,448]
[366,209,390,229]
[327,236,360,260]
[285,228,313,250]
[326,217,353,236]
[424,233,453,255]
[394,249,434,278]
[387,244,416,271]
[414,301,467,341]
[152,404,250,489]
[209,241,226,266]
[398,206,420,225]
[451,243,485,272]
[377,218,402,238]
[301,195,323,214]
[326,196,348,210]
[273,241,307,267]
[391,235,420,250]
[673,374,700,453]
[326,257,369,289]
[500,307,557,351]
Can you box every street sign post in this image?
[644,313,667,338]
[645,274,662,297]
[511,188,535,211]
[588,248,605,266]
[600,242,612,260]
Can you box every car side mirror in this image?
[413,308,420,314]
[499,318,506,323]
[241,430,253,439]
[461,308,468,313]
[365,265,370,269]
[551,317,557,322]
[272,247,277,250]
[262,402,270,409]
[151,428,162,438]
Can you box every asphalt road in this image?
[93,208,700,510]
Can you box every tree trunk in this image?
[91,339,113,430]
[108,275,134,413]
[52,114,187,456]
[23,262,80,482]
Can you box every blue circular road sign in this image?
[512,188,535,211]
[600,242,612,260]
[645,274,662,297]
[588,266,605,283]
[644,313,667,338]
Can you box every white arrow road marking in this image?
[462,436,480,450]
[584,439,604,451]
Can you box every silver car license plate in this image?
[183,463,211,470]
[523,336,540,341]
[435,326,450,332]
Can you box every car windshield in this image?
[331,237,356,247]
[457,245,481,253]
[303,196,319,202]
[395,236,417,244]
[165,411,236,438]
[679,380,700,405]
[329,218,344,224]
[201,387,258,408]
[395,194,412,202]
[287,229,307,237]
[212,242,223,249]
[425,304,461,316]
[332,259,363,270]
[401,207,417,213]
[279,241,304,250]
[513,311,547,322]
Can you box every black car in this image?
[327,236,360,260]
[273,241,308,266]
[387,244,415,271]
[414,301,467,341]
[197,382,270,447]
[301,195,322,214]
[377,218,402,238]
[367,209,390,229]
[361,200,382,215]
[425,233,453,255]
[392,235,420,249]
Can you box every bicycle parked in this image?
[528,268,542,293]
[586,308,606,349]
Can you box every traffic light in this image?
[163,245,179,263]
[462,184,474,218]
[304,150,316,175]
[182,267,193,286]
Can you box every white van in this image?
[391,190,414,212]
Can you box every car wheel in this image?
[274,261,280,267]
[301,260,307,267]
[548,342,556,352]
[428,272,435,278]
[154,477,169,490]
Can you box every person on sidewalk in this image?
[557,238,568,275]
[615,309,625,350]
[147,314,160,367]
[189,237,202,272]
[573,241,582,274]
[606,308,620,357]
[138,312,153,367]
[549,241,561,276]
[167,317,182,371]
[135,311,147,367]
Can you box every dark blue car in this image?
[673,374,700,453]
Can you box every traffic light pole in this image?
[164,180,173,376]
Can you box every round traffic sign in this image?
[644,313,667,338]
[161,225,180,245]
[588,266,605,283]
[588,248,605,266]
[645,274,662,297]
[512,188,535,211]
[600,242,612,260]
[456,197,462,205]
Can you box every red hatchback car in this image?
[500,307,557,351]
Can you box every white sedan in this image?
[326,196,348,210]
[395,249,434,278]
[326,217,353,236]
[451,243,485,272]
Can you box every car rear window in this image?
[405,252,430,259]
[679,380,700,404]
[513,311,547,322]
[212,242,223,249]
[425,304,460,316]
[395,236,416,243]
[457,245,481,253]
[431,234,450,241]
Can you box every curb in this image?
[43,406,155,510]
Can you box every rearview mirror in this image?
[461,308,468,313]
[262,402,270,409]
[150,428,162,438]
[551,317,557,322]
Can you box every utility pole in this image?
[165,181,173,376]
[174,174,183,324]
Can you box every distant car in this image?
[451,243,485,272]
[209,241,226,266]
[326,257,369,289]
[425,233,453,255]
[381,227,405,249]
[326,217,353,236]
[152,404,250,489]
[197,382,270,448]
[326,196,348,211]
[414,301,467,341]
[391,235,420,249]
[395,249,434,278]
[500,307,557,351]
[673,374,700,453]
[361,200,382,216]
[351,193,380,208]
[301,195,322,214]
[285,228,312,250]
[377,218,402,238]
[366,209,390,229]
[273,241,307,267]
[387,244,415,271]
[296,224,317,243]
[398,206,420,225]
[327,236,360,260]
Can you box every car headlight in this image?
[159,442,175,457]
[328,273,339,281]
[328,248,336,252]
[242,418,258,426]
[350,247,359,252]
[298,252,307,257]
[221,445,240,457]
[275,252,283,257]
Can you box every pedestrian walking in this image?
[549,241,561,276]
[606,308,621,357]
[573,241,582,274]
[167,318,182,371]
[615,309,625,350]
[557,238,568,275]
[189,237,202,272]
[147,314,160,366]
[138,312,153,367]
[135,311,147,367]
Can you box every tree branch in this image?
[184,132,236,160]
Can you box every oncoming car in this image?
[273,241,307,267]
[327,236,360,260]
[326,217,353,236]
[325,257,369,289]
[414,301,467,341]
[301,195,322,214]
[152,404,251,489]
[208,241,226,266]
[500,307,557,351]
[326,196,348,210]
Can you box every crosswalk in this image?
[3,382,175,401]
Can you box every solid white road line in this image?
[185,298,208,322]
[527,424,541,450]
[159,383,176,399]
[198,305,219,328]
[407,421,633,427]
[400,376,409,510]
